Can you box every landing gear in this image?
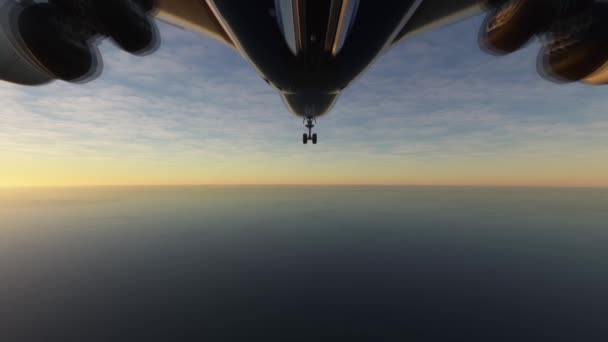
[302,117,318,144]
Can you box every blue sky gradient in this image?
[1,13,607,186]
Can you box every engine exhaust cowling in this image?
[0,0,54,85]
[539,2,608,83]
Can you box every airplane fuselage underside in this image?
[207,0,422,119]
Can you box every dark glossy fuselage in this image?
[209,0,420,117]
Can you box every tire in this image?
[312,133,317,144]
[303,133,308,144]
[17,3,100,82]
[92,0,159,55]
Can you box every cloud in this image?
[0,16,607,184]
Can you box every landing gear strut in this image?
[302,117,317,144]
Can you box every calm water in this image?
[1,186,607,341]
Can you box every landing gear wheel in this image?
[92,0,159,55]
[302,117,318,145]
[17,3,100,82]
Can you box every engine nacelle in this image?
[0,0,54,85]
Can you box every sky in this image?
[1,13,608,187]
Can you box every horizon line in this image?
[1,183,607,189]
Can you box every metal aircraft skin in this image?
[1,0,607,143]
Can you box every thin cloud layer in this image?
[1,16,607,186]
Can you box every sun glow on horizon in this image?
[2,150,608,188]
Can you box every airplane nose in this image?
[281,92,340,117]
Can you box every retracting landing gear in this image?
[302,117,317,144]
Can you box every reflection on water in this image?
[1,186,607,340]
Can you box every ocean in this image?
[1,186,607,341]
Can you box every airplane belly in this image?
[207,0,422,117]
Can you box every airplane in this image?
[1,0,608,144]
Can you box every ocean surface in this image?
[0,186,607,341]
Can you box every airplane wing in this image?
[391,0,486,45]
[155,0,235,50]
[154,0,487,54]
